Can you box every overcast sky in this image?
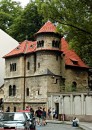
[14,0,30,7]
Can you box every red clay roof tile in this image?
[3,21,89,68]
[3,40,36,58]
[61,38,88,68]
[36,21,58,34]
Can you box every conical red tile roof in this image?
[36,21,58,34]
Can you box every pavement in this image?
[46,120,92,130]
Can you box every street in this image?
[36,123,82,130]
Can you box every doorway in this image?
[55,103,59,119]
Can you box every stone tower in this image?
[34,21,63,93]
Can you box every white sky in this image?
[14,0,30,7]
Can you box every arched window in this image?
[13,85,16,96]
[52,40,55,47]
[10,63,17,71]
[9,85,12,96]
[41,40,44,47]
[14,106,16,112]
[14,63,16,71]
[10,64,12,71]
[52,40,59,48]
[72,81,77,91]
[12,64,14,71]
[37,41,39,48]
[26,88,29,96]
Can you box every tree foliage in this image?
[7,1,44,42]
[0,0,92,66]
[0,0,22,31]
[35,0,92,66]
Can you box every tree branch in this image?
[57,19,92,35]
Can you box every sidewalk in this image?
[46,120,92,130]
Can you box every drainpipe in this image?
[23,55,26,110]
[23,40,28,110]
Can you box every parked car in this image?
[0,112,31,130]
[18,110,36,130]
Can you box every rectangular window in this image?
[38,89,42,95]
[27,62,30,70]
[38,62,40,68]
[53,78,58,84]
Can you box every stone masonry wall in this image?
[65,68,88,91]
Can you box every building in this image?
[0,29,19,87]
[3,21,91,121]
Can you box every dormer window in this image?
[30,45,33,48]
[70,58,78,65]
[16,47,20,50]
[37,40,44,48]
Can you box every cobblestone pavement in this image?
[36,123,82,130]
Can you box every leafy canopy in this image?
[35,0,92,66]
[0,0,22,31]
[7,1,44,42]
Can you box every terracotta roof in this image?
[3,21,89,69]
[3,40,36,58]
[61,38,89,68]
[4,38,88,68]
[36,21,58,34]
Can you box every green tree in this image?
[0,0,22,32]
[8,1,44,42]
[35,0,92,66]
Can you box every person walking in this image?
[52,108,55,120]
[41,108,47,126]
[30,107,34,118]
[48,107,51,119]
[35,107,42,126]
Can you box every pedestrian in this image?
[26,106,30,110]
[30,107,34,118]
[55,109,58,119]
[41,108,47,126]
[35,107,42,126]
[52,108,55,119]
[48,107,51,119]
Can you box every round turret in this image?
[35,21,62,51]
